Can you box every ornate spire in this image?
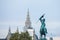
[8,26,11,34]
[25,8,31,29]
[24,9,32,32]
[16,26,19,33]
[7,26,11,40]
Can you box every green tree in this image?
[10,32,19,40]
[10,31,32,40]
[19,31,32,40]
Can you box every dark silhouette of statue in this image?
[39,14,47,40]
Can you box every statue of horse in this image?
[39,14,47,38]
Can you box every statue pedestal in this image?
[40,37,47,40]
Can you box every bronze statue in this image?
[39,14,47,40]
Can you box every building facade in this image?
[0,9,38,40]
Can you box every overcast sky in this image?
[0,0,60,38]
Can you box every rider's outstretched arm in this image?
[39,14,45,21]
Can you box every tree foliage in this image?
[10,31,32,40]
[10,32,19,40]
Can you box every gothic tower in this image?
[23,9,38,40]
[6,26,11,40]
[16,26,19,33]
[24,9,32,32]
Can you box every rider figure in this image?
[39,14,47,38]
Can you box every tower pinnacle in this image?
[25,9,31,28]
[7,26,11,40]
[24,9,32,31]
[8,26,11,34]
[16,26,19,33]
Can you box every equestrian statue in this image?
[39,14,47,40]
